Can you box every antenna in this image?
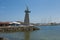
[24,0,31,8]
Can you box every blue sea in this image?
[0,26,60,40]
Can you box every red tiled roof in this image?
[0,22,10,24]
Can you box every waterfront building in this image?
[9,22,21,27]
[0,22,9,27]
[0,22,21,27]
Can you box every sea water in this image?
[0,26,60,40]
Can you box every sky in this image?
[0,0,60,23]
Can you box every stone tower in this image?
[24,6,31,26]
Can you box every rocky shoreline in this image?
[0,26,40,32]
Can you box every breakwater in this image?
[0,26,39,32]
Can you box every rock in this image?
[0,37,9,40]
